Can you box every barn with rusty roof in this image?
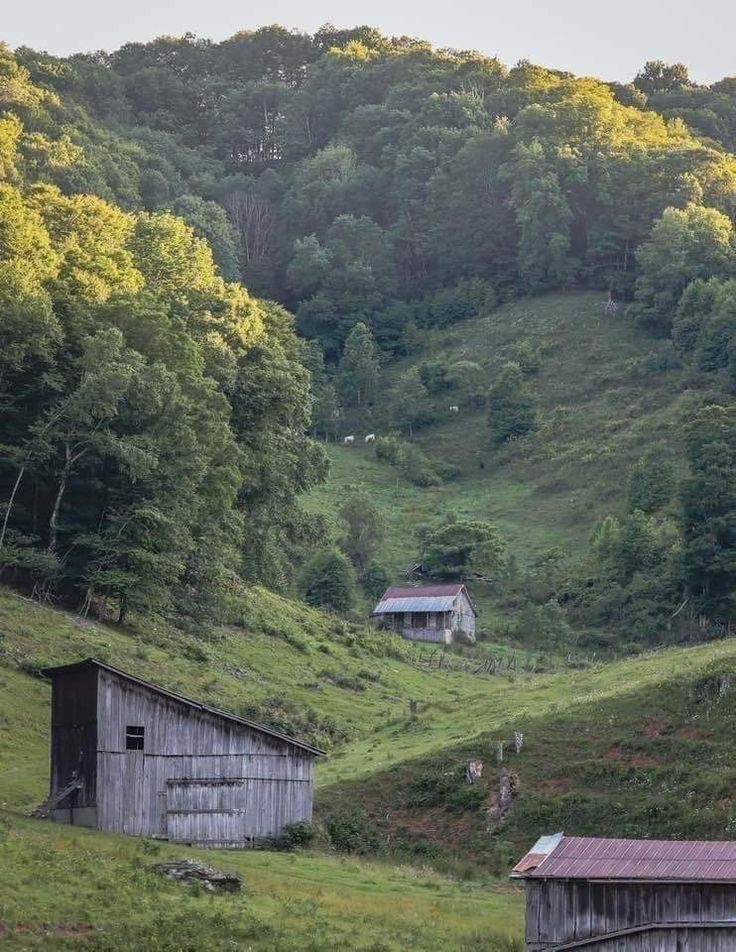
[512,832,736,950]
[370,583,476,644]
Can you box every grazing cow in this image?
[449,405,459,413]
[343,435,355,445]
[364,433,376,443]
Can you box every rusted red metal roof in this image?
[513,834,736,882]
[383,584,465,598]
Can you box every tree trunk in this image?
[47,444,72,554]
[0,463,26,550]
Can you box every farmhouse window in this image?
[412,612,428,628]
[126,725,145,750]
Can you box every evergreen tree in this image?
[681,405,736,615]
[627,443,677,513]
[386,366,429,437]
[338,492,386,576]
[362,560,391,601]
[487,362,537,445]
[303,548,356,611]
[336,322,380,409]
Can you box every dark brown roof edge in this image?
[42,658,326,758]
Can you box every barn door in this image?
[165,778,246,848]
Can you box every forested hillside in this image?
[0,43,329,627]
[2,28,736,652]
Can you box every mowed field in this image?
[0,814,524,951]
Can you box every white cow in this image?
[343,435,355,445]
[449,405,460,413]
[364,433,376,443]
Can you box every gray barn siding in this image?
[452,592,476,637]
[552,924,736,951]
[95,670,314,844]
[403,626,452,644]
[525,880,736,951]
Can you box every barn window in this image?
[126,725,145,750]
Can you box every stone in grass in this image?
[150,859,242,893]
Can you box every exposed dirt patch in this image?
[604,746,660,767]
[630,752,661,768]
[388,806,476,845]
[675,726,712,741]
[604,745,626,763]
[644,717,665,737]
[538,777,574,795]
[717,798,732,811]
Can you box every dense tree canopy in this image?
[10,32,736,359]
[5,28,736,636]
[0,52,326,623]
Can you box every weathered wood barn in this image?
[42,658,324,847]
[370,584,476,644]
[512,832,736,950]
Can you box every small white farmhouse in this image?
[370,584,476,644]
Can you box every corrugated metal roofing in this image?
[383,584,465,598]
[372,596,457,614]
[42,658,325,757]
[513,832,563,873]
[372,583,478,616]
[512,834,736,882]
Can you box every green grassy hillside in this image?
[0,585,510,811]
[0,816,523,951]
[2,582,736,948]
[321,646,736,873]
[0,586,531,948]
[305,291,696,621]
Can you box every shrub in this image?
[423,278,497,328]
[421,516,506,578]
[362,560,391,600]
[418,358,452,393]
[276,820,316,850]
[626,443,677,513]
[487,361,537,445]
[374,435,402,465]
[374,436,443,486]
[325,807,381,853]
[407,765,487,812]
[511,338,542,374]
[397,443,442,486]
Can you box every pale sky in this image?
[4,0,735,85]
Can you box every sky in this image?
[3,0,735,85]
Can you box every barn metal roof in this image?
[383,585,466,598]
[512,834,736,882]
[372,595,458,614]
[372,583,476,616]
[42,658,325,757]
